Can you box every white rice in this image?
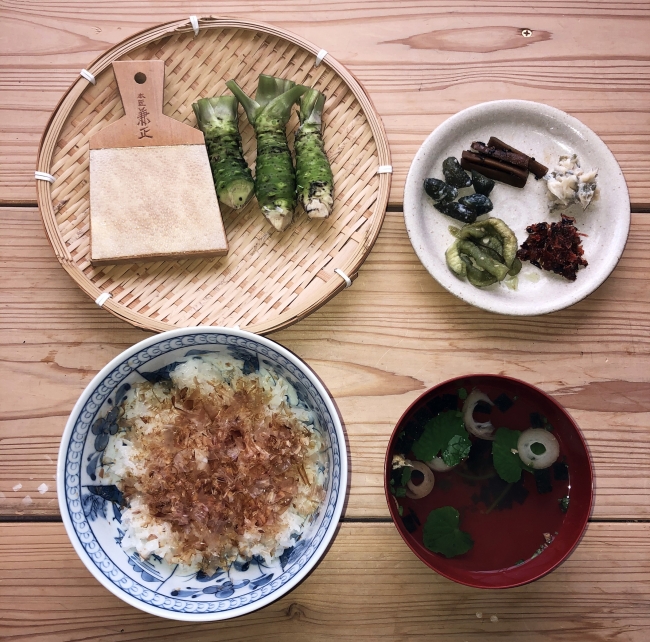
[102,353,325,571]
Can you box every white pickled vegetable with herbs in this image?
[544,154,598,212]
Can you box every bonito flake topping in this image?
[102,355,325,573]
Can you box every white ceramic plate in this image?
[404,100,630,315]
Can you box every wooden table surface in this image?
[1,2,649,640]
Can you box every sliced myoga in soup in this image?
[102,355,325,573]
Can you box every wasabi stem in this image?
[192,96,254,210]
[226,76,307,231]
[295,89,334,218]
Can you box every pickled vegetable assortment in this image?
[430,172,521,289]
[424,135,592,290]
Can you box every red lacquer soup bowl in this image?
[384,374,593,589]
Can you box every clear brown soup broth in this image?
[401,390,570,572]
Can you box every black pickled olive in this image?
[433,200,451,215]
[458,193,493,216]
[424,178,458,202]
[442,157,472,188]
[444,201,477,224]
[471,170,495,196]
[460,255,498,288]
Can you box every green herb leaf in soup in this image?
[412,410,467,462]
[423,506,474,558]
[442,433,471,467]
[492,427,526,483]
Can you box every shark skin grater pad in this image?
[89,59,228,264]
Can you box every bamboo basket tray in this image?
[36,16,391,334]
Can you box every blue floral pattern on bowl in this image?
[59,330,346,621]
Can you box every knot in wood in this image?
[285,602,305,621]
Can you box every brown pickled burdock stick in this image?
[471,141,529,170]
[487,136,548,179]
[460,150,528,188]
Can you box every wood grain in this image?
[2,1,650,205]
[1,207,649,519]
[0,521,649,640]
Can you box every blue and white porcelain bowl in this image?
[57,328,347,621]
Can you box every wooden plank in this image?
[1,1,650,206]
[0,521,648,640]
[1,207,649,519]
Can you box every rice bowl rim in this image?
[57,326,348,621]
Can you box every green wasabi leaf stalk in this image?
[295,89,334,218]
[225,75,307,231]
[192,96,254,210]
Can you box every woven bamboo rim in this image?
[36,17,391,334]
